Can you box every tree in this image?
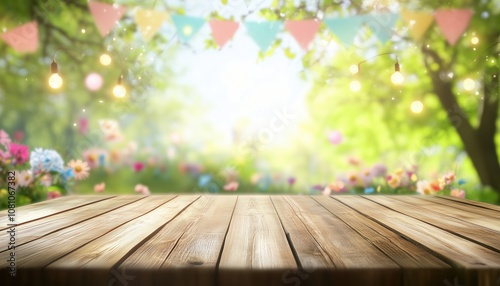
[254,0,500,199]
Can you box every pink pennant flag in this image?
[285,20,321,50]
[434,9,473,45]
[209,20,239,48]
[1,21,38,53]
[88,1,127,37]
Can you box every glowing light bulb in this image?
[350,80,361,92]
[463,78,476,91]
[100,54,112,66]
[411,101,424,113]
[391,71,404,85]
[48,60,63,89]
[49,73,63,89]
[113,75,126,98]
[349,64,359,74]
[391,62,404,85]
[471,36,479,45]
[113,85,126,98]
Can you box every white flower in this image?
[18,170,33,187]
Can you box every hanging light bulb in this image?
[349,64,359,75]
[350,80,361,92]
[113,75,126,98]
[391,61,404,85]
[463,78,476,91]
[48,60,63,89]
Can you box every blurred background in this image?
[0,0,499,206]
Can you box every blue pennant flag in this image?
[171,14,206,43]
[323,15,365,46]
[244,21,283,51]
[362,13,400,44]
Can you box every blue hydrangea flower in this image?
[30,148,65,173]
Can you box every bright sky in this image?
[168,0,312,147]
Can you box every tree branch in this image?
[478,72,499,140]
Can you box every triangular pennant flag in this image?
[401,9,434,41]
[285,20,321,50]
[171,15,205,43]
[435,9,473,45]
[135,8,169,41]
[363,13,400,43]
[88,1,127,37]
[244,21,283,51]
[1,21,38,53]
[209,20,239,47]
[323,16,365,46]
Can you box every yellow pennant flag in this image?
[401,9,434,41]
[135,8,169,41]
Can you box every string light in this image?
[113,75,126,98]
[471,36,479,45]
[411,101,424,113]
[391,61,404,85]
[463,78,476,91]
[48,60,63,89]
[350,80,361,92]
[349,64,359,75]
[100,54,112,66]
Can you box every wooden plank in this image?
[218,196,297,286]
[0,195,177,286]
[391,196,500,232]
[0,195,115,230]
[0,195,144,252]
[436,195,500,213]
[335,196,500,285]
[43,195,200,286]
[280,196,400,286]
[117,196,236,286]
[365,196,500,252]
[313,196,454,286]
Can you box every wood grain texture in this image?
[0,195,115,230]
[335,196,500,285]
[314,196,454,286]
[364,196,500,252]
[1,195,500,286]
[436,195,500,213]
[391,196,500,232]
[218,196,297,286]
[0,196,143,252]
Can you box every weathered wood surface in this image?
[1,195,500,286]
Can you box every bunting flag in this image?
[362,13,400,43]
[401,9,434,41]
[285,20,321,50]
[244,21,283,51]
[1,21,38,53]
[209,20,239,47]
[88,1,127,37]
[171,15,206,43]
[324,16,365,46]
[135,8,169,41]
[434,9,473,45]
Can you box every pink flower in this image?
[328,180,346,192]
[443,172,455,185]
[321,187,332,195]
[68,160,90,180]
[0,130,11,146]
[94,182,105,193]
[133,162,145,173]
[450,189,465,199]
[371,164,388,177]
[287,177,296,186]
[14,131,24,142]
[9,143,29,165]
[134,184,150,195]
[0,150,11,161]
[40,174,52,187]
[47,190,62,199]
[223,181,239,191]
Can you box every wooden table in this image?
[1,195,500,286]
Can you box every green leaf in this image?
[283,47,296,59]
